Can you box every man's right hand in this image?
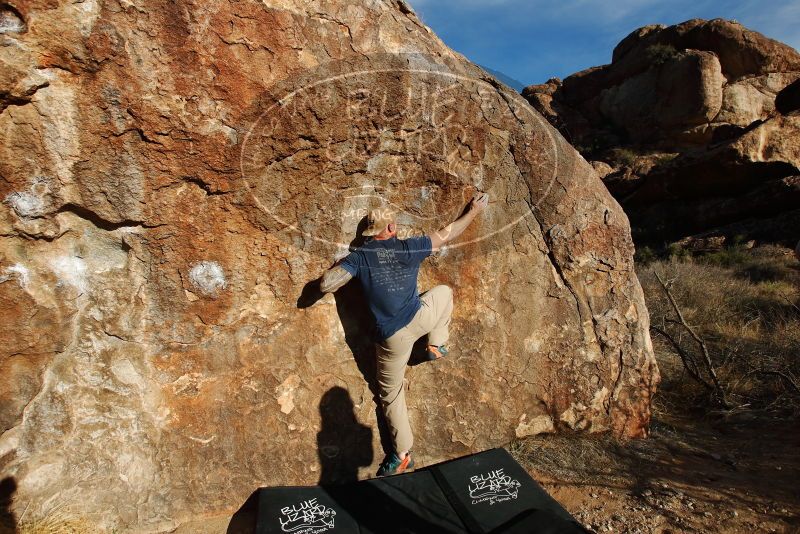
[468,192,489,214]
[430,192,490,250]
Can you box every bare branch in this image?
[651,325,714,392]
[653,269,728,407]
[746,369,800,396]
[778,292,800,315]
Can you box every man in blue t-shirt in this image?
[320,192,489,476]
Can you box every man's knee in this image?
[379,393,405,414]
[433,284,452,300]
[440,285,453,308]
[378,380,404,403]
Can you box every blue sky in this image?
[406,0,800,88]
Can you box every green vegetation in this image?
[653,152,679,165]
[609,147,639,166]
[634,245,657,265]
[644,43,681,66]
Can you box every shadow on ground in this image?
[0,477,16,534]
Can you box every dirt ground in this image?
[513,412,800,533]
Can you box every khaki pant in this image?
[376,285,453,454]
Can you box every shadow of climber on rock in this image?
[298,216,397,457]
[297,278,395,458]
[331,270,396,457]
[0,477,17,534]
[317,386,373,485]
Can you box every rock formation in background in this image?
[523,19,800,248]
[0,0,657,530]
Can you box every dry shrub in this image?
[638,245,800,414]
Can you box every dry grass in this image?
[508,433,626,485]
[507,418,693,490]
[638,244,800,415]
[1,502,109,534]
[17,517,96,534]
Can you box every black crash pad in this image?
[256,448,587,534]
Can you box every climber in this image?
[320,192,490,477]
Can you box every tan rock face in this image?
[597,50,724,138]
[526,18,800,149]
[523,18,800,245]
[717,73,800,126]
[613,18,800,79]
[0,1,657,531]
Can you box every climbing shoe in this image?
[425,344,449,361]
[376,452,414,477]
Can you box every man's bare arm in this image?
[429,192,489,250]
[320,265,353,293]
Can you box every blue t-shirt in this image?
[340,235,433,340]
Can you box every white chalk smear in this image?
[189,261,227,295]
[4,176,53,218]
[1,263,31,290]
[188,435,216,445]
[4,191,45,218]
[50,256,88,292]
[0,8,25,34]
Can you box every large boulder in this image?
[597,49,725,143]
[0,0,657,531]
[526,18,800,148]
[611,18,800,79]
[523,19,800,245]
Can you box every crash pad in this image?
[256,448,587,533]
